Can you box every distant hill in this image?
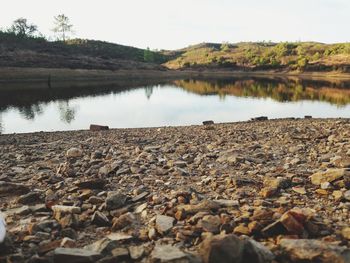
[1,32,350,73]
[163,42,350,73]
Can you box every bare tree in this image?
[52,14,73,41]
[8,18,38,37]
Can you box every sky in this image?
[0,0,349,50]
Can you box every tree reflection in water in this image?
[58,101,78,124]
[144,86,154,100]
[18,104,43,120]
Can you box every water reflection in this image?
[174,78,350,106]
[0,76,349,134]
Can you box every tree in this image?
[143,47,155,63]
[8,18,38,37]
[53,14,73,41]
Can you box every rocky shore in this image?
[0,118,350,263]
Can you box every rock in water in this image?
[0,213,5,243]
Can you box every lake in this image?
[0,76,349,134]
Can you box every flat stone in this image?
[54,248,101,263]
[0,181,30,196]
[16,192,42,204]
[214,199,239,207]
[76,179,106,189]
[85,238,118,255]
[177,200,220,214]
[156,214,175,234]
[151,244,187,262]
[107,232,133,241]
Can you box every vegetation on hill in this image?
[163,42,350,72]
[0,31,167,69]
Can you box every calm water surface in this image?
[0,77,349,134]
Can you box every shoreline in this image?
[0,118,350,262]
[1,67,350,84]
[1,117,349,136]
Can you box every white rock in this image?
[66,148,83,158]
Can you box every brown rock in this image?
[90,124,109,131]
[311,169,350,185]
[280,238,350,262]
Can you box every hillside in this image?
[1,32,350,74]
[163,42,350,73]
[0,32,167,70]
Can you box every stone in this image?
[66,148,83,158]
[90,124,109,131]
[333,190,343,201]
[52,205,81,214]
[310,169,350,185]
[251,116,268,121]
[112,212,135,230]
[280,211,305,235]
[99,162,120,176]
[333,156,350,168]
[198,215,221,233]
[105,192,127,210]
[88,196,104,204]
[214,199,239,207]
[177,200,220,215]
[111,247,129,258]
[203,120,214,125]
[54,248,101,263]
[91,211,110,226]
[76,179,106,189]
[0,181,30,196]
[16,192,42,204]
[260,187,277,198]
[279,239,350,262]
[156,214,175,234]
[233,224,251,236]
[131,192,149,202]
[52,205,81,228]
[85,238,119,255]
[199,234,273,263]
[107,232,133,241]
[320,182,331,189]
[292,186,306,195]
[344,190,350,201]
[151,244,187,262]
[342,227,350,240]
[129,245,145,260]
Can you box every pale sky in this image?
[0,0,349,50]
